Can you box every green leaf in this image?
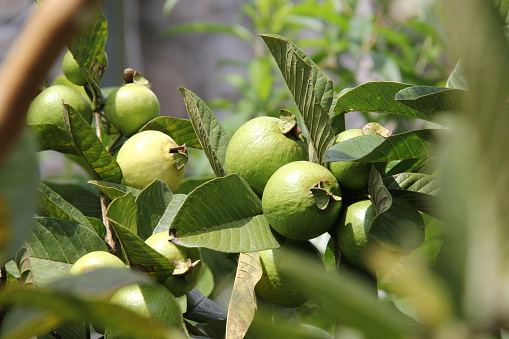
[324,129,440,163]
[179,87,230,177]
[140,116,201,149]
[260,33,335,164]
[174,176,215,195]
[67,5,108,105]
[63,104,122,183]
[0,130,38,264]
[385,158,432,176]
[171,175,282,252]
[136,180,174,240]
[162,22,252,42]
[109,222,174,283]
[185,288,227,323]
[88,180,141,200]
[323,237,340,273]
[37,182,97,234]
[495,0,509,25]
[446,61,469,90]
[383,173,440,218]
[28,124,78,155]
[368,166,393,215]
[195,263,214,297]
[38,323,86,339]
[226,252,262,339]
[72,190,102,220]
[334,82,445,123]
[395,86,466,116]
[14,247,36,288]
[153,194,187,235]
[107,193,138,235]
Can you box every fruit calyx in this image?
[278,109,302,139]
[169,144,188,169]
[361,122,392,138]
[123,67,150,86]
[165,229,202,276]
[309,182,342,210]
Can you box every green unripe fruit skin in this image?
[70,251,126,275]
[262,161,342,240]
[27,85,92,128]
[105,283,183,338]
[116,131,186,191]
[225,116,308,196]
[328,129,375,190]
[62,51,87,86]
[103,83,160,136]
[145,232,203,297]
[255,240,320,308]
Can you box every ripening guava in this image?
[105,283,183,338]
[26,85,92,128]
[262,161,342,240]
[116,130,187,191]
[255,239,321,308]
[145,231,203,297]
[224,116,308,196]
[62,50,87,86]
[70,251,126,276]
[103,83,160,136]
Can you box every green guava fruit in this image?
[336,198,425,271]
[26,85,92,129]
[116,130,187,191]
[52,74,88,97]
[145,231,203,297]
[103,83,160,136]
[262,161,342,240]
[105,283,183,338]
[224,116,308,196]
[255,239,321,308]
[70,251,126,276]
[328,129,374,190]
[62,50,87,86]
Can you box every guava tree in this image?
[0,0,508,338]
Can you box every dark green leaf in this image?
[385,158,432,176]
[324,129,440,163]
[368,166,392,215]
[174,176,215,195]
[136,180,174,240]
[185,288,227,323]
[179,87,230,177]
[323,237,340,273]
[334,82,445,123]
[37,182,97,234]
[171,175,282,252]
[153,194,187,235]
[38,323,86,339]
[395,86,466,116]
[88,180,141,200]
[72,190,102,220]
[140,116,201,149]
[63,104,122,183]
[29,124,78,155]
[260,34,335,164]
[107,193,138,235]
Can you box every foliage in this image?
[1,0,509,338]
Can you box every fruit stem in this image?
[123,68,135,84]
[101,193,116,252]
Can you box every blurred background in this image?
[0,0,451,178]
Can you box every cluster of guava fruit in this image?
[224,113,425,308]
[26,51,188,193]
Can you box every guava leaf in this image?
[324,129,440,163]
[72,190,102,220]
[28,124,78,155]
[0,130,38,264]
[383,173,440,218]
[385,158,432,176]
[260,33,335,164]
[323,237,341,273]
[37,323,86,339]
[195,263,214,297]
[496,0,509,24]
[140,116,201,149]
[88,180,141,200]
[136,180,174,240]
[37,182,98,234]
[14,247,36,288]
[446,61,469,90]
[0,286,184,339]
[108,222,174,283]
[153,194,187,235]
[107,193,138,235]
[369,198,425,253]
[66,5,108,106]
[368,166,392,215]
[171,175,282,253]
[63,104,122,183]
[395,86,467,115]
[226,252,262,339]
[334,82,445,123]
[179,87,230,177]
[277,109,298,134]
[185,288,227,323]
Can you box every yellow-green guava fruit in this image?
[224,116,308,196]
[105,283,183,338]
[103,83,160,136]
[116,130,187,191]
[70,251,126,276]
[145,231,203,297]
[255,239,321,308]
[62,50,87,86]
[262,161,342,240]
[26,85,92,128]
